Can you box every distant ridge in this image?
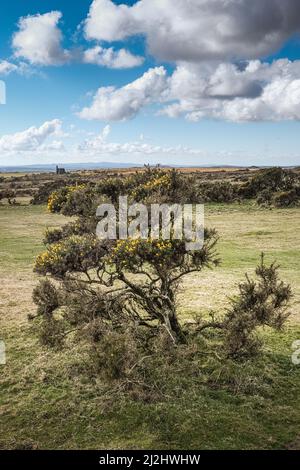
[0,162,297,173]
[0,162,262,173]
[0,162,145,173]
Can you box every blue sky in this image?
[0,0,300,166]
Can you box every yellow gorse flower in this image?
[107,236,174,269]
[131,174,171,199]
[47,184,87,212]
[35,234,100,272]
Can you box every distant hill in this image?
[0,162,298,173]
[0,162,250,173]
[0,162,146,173]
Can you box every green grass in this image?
[0,202,300,450]
[178,202,300,320]
[0,204,66,271]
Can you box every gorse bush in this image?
[273,188,300,207]
[32,168,292,386]
[35,234,109,278]
[31,178,86,205]
[256,189,274,206]
[32,278,59,317]
[36,166,299,211]
[0,189,16,202]
[240,167,300,207]
[240,167,297,198]
[47,167,197,210]
[34,229,220,344]
[129,168,196,204]
[223,255,292,358]
[197,181,238,203]
[256,186,300,208]
[47,184,88,214]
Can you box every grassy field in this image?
[0,201,300,450]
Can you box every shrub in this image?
[0,189,15,201]
[39,317,66,348]
[223,255,292,358]
[31,179,85,205]
[241,167,298,199]
[32,278,60,317]
[90,329,140,381]
[47,184,87,213]
[34,229,220,344]
[43,218,97,245]
[43,228,65,245]
[32,169,293,382]
[92,167,197,205]
[273,189,300,208]
[35,234,110,278]
[256,189,273,206]
[197,181,238,203]
[96,177,126,204]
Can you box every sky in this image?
[0,0,300,167]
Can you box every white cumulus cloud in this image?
[78,59,300,123]
[84,0,300,63]
[11,10,144,70]
[0,60,33,76]
[162,59,300,122]
[80,1,300,123]
[0,119,63,152]
[78,125,204,158]
[83,45,144,69]
[78,66,168,121]
[12,11,70,66]
[0,60,18,76]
